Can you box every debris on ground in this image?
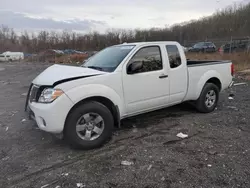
[21,93,28,96]
[76,183,85,188]
[132,128,138,133]
[5,127,8,131]
[21,119,26,122]
[161,177,166,181]
[207,164,212,167]
[234,82,247,86]
[176,132,188,139]
[147,164,153,171]
[228,93,235,100]
[163,139,180,145]
[121,160,134,166]
[227,106,237,109]
[61,173,69,176]
[40,184,50,188]
[55,186,61,188]
[208,150,217,155]
[2,156,9,161]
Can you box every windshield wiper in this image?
[83,66,103,71]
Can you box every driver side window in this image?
[127,46,162,74]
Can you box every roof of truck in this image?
[117,41,179,46]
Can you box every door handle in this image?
[159,74,168,79]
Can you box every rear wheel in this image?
[195,83,219,113]
[64,101,114,150]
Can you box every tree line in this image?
[0,2,249,53]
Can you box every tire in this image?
[64,101,114,150]
[195,83,219,113]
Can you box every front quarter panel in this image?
[65,84,125,117]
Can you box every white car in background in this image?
[0,51,24,62]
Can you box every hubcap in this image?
[205,90,216,108]
[76,113,104,141]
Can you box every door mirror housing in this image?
[127,61,143,74]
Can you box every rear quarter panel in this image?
[184,62,232,101]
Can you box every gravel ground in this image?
[0,62,250,188]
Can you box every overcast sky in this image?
[0,0,248,33]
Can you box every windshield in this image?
[83,45,135,72]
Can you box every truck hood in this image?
[32,64,105,86]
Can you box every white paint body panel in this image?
[32,64,106,86]
[185,62,233,101]
[28,94,74,133]
[28,41,233,134]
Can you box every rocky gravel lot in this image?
[0,62,250,188]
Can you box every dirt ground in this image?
[0,62,250,188]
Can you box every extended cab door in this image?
[122,45,170,115]
[165,44,188,104]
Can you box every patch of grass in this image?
[186,52,250,72]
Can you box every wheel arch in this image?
[196,70,222,99]
[206,77,222,91]
[65,96,121,130]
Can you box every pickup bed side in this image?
[184,61,232,101]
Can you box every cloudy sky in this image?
[0,0,248,33]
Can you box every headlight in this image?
[38,88,64,103]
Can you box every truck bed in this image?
[184,60,233,101]
[187,60,231,66]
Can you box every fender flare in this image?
[195,70,222,99]
[65,84,125,116]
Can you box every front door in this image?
[122,45,170,115]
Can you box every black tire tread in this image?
[64,101,114,150]
[195,83,219,113]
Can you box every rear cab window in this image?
[165,45,182,68]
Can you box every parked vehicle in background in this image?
[0,51,24,62]
[25,41,233,150]
[219,39,250,53]
[189,42,216,53]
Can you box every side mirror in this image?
[127,61,143,74]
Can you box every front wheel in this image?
[64,101,114,150]
[195,83,219,113]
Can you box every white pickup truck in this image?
[25,41,234,149]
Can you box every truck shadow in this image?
[120,102,197,130]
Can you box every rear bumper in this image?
[26,94,74,134]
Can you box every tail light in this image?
[231,63,234,76]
